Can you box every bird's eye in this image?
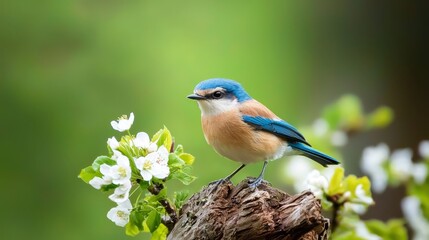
[212,91,224,99]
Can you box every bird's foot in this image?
[208,178,231,188]
[207,178,232,195]
[247,177,264,190]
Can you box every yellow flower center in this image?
[143,160,152,170]
[118,167,127,178]
[116,210,126,219]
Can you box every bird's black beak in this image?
[187,93,206,100]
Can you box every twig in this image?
[147,182,178,231]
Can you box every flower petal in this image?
[107,137,120,150]
[107,201,132,227]
[305,170,328,192]
[134,157,145,171]
[419,140,429,159]
[391,148,413,181]
[128,112,134,124]
[140,169,152,181]
[312,118,328,137]
[111,121,120,131]
[100,164,111,176]
[89,177,105,189]
[110,113,134,132]
[412,163,428,184]
[151,164,170,179]
[355,184,373,205]
[109,181,131,203]
[134,132,150,148]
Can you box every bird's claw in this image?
[247,177,263,190]
[208,178,231,188]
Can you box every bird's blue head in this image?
[189,78,252,103]
[187,78,252,116]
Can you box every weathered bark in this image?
[168,178,329,240]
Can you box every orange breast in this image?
[201,109,284,163]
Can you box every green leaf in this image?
[145,210,161,233]
[366,106,394,129]
[331,231,361,240]
[92,156,116,171]
[100,183,118,192]
[343,175,372,200]
[171,170,197,185]
[130,210,145,231]
[338,95,364,129]
[152,127,173,151]
[364,219,385,235]
[323,95,364,131]
[139,179,150,190]
[365,219,407,240]
[78,166,100,183]
[174,144,184,155]
[343,175,359,196]
[147,188,168,202]
[179,153,195,165]
[125,221,140,236]
[173,191,189,209]
[150,223,169,240]
[409,179,429,219]
[323,103,341,129]
[169,153,185,168]
[320,197,333,210]
[328,167,344,195]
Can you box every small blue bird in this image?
[188,78,339,188]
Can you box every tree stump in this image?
[168,178,329,240]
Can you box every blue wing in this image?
[242,115,339,166]
[242,115,310,146]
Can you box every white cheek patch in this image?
[198,99,238,116]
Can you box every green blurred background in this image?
[1,1,427,239]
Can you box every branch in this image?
[168,178,329,240]
[147,182,178,231]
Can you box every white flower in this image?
[320,166,338,180]
[111,112,134,132]
[135,146,170,181]
[390,148,413,182]
[305,170,328,198]
[312,118,329,137]
[354,221,382,240]
[152,146,169,166]
[107,137,120,150]
[89,176,109,190]
[88,164,114,189]
[360,143,389,193]
[412,163,428,184]
[284,156,314,192]
[111,150,124,160]
[109,180,132,203]
[344,202,367,215]
[107,199,133,227]
[344,184,373,214]
[419,140,429,159]
[100,153,132,185]
[133,132,158,152]
[89,152,131,190]
[354,184,374,205]
[331,130,348,147]
[401,196,429,240]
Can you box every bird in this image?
[187,78,339,188]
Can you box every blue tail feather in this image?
[289,142,339,167]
